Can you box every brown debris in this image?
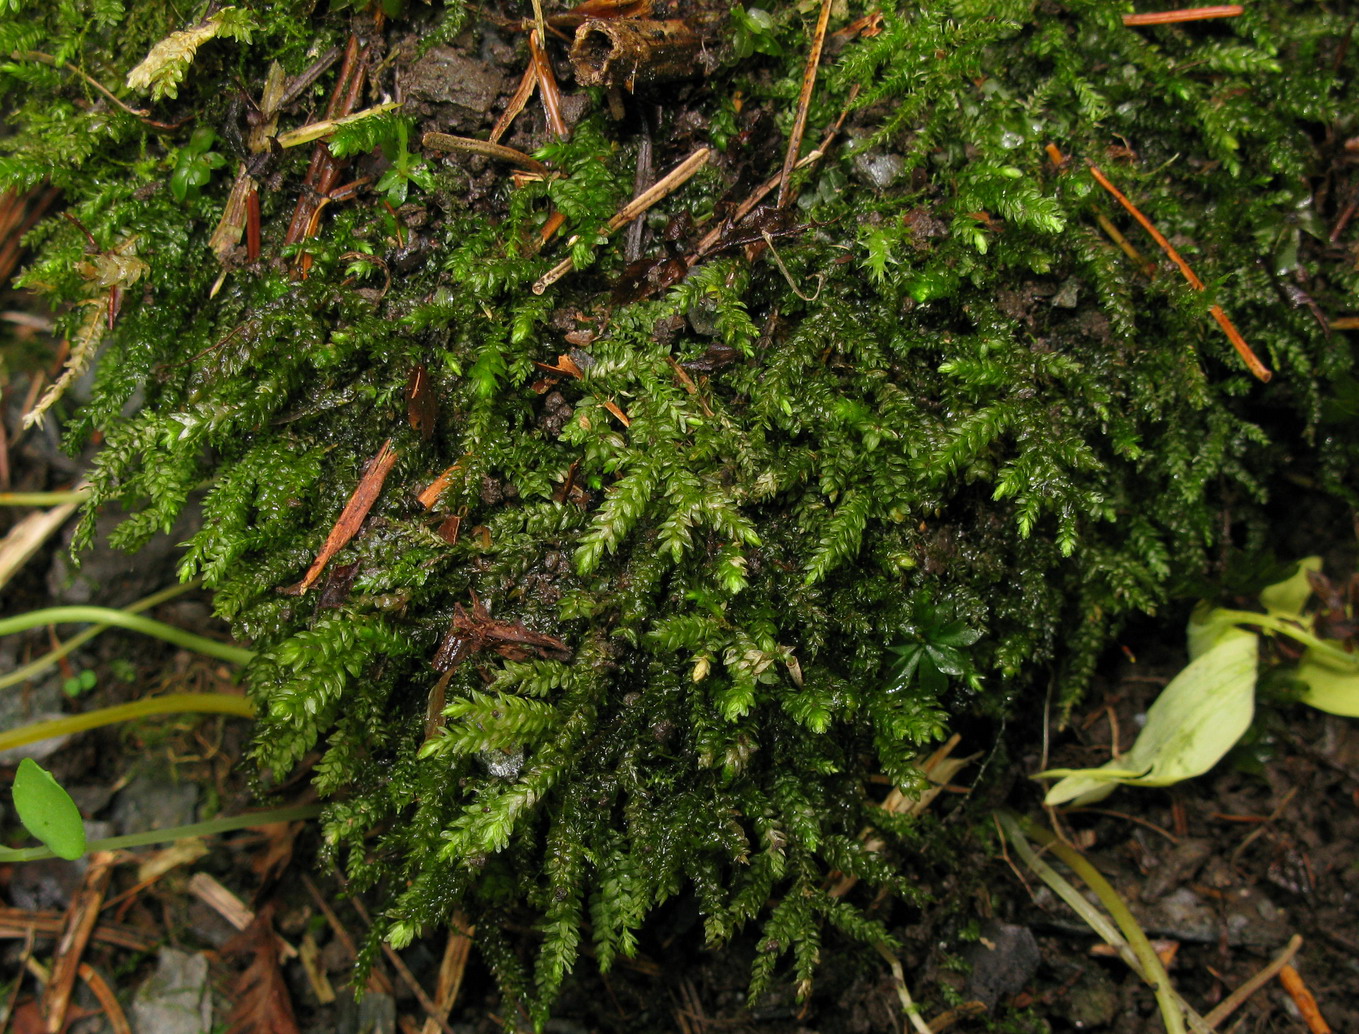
[287,439,399,594]
[569,18,700,89]
[406,364,438,441]
[419,917,476,1034]
[41,850,114,1033]
[223,906,301,1034]
[433,591,570,674]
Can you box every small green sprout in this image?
[169,127,226,203]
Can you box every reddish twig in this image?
[1123,5,1244,26]
[1087,161,1272,382]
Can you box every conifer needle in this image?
[291,439,399,593]
[1087,161,1272,382]
[777,0,834,209]
[1123,6,1244,27]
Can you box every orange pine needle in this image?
[490,61,537,145]
[418,464,461,510]
[294,440,398,592]
[1123,6,1243,26]
[1086,161,1272,382]
[1278,964,1331,1034]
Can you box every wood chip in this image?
[289,439,398,593]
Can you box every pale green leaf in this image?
[1039,628,1258,806]
[1186,601,1242,661]
[11,758,87,860]
[1257,556,1321,619]
[1295,648,1359,717]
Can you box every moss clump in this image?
[3,0,1356,1021]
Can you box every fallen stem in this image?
[0,605,255,666]
[874,942,933,1034]
[0,692,255,753]
[0,803,320,863]
[997,812,1214,1034]
[0,582,197,692]
[0,489,90,506]
[1009,813,1186,1034]
[275,101,402,149]
[11,50,181,129]
[422,132,550,174]
[1212,608,1357,669]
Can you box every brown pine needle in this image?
[1123,6,1244,26]
[1087,161,1272,382]
[292,440,398,593]
[491,62,538,145]
[778,0,834,209]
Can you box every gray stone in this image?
[131,949,212,1034]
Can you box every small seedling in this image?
[10,758,86,860]
[62,668,97,697]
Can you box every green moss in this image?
[4,0,1356,1023]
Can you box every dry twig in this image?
[778,0,834,209]
[533,146,711,293]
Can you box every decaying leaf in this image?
[126,7,256,101]
[224,907,300,1034]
